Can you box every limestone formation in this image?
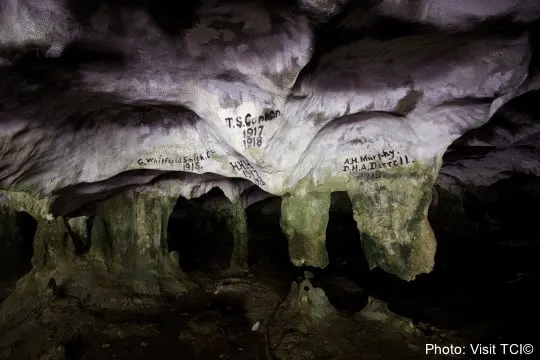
[280,279,338,327]
[280,190,331,268]
[0,0,539,322]
[356,297,421,335]
[228,199,249,271]
[348,164,438,280]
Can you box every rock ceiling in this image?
[0,0,539,280]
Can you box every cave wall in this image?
[0,0,538,284]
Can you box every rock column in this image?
[348,166,437,280]
[280,191,330,268]
[88,185,187,295]
[228,200,249,271]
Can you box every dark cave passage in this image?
[363,180,540,347]
[167,188,234,273]
[325,191,370,280]
[310,191,370,314]
[16,211,37,272]
[65,216,94,256]
[461,175,540,239]
[245,196,291,273]
[0,211,37,301]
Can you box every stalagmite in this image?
[281,279,337,325]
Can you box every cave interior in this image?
[1,0,540,359]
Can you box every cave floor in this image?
[44,269,432,360]
[2,228,539,360]
[1,265,518,360]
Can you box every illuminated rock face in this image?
[0,0,538,281]
[376,0,540,30]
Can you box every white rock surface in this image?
[0,1,532,199]
[438,89,540,188]
[377,0,540,30]
[0,0,538,279]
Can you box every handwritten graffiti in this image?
[343,150,414,173]
[357,171,382,180]
[225,110,282,148]
[229,160,266,186]
[224,110,281,129]
[137,150,216,171]
[243,125,263,147]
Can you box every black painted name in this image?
[137,150,216,171]
[226,110,282,148]
[229,159,266,186]
[225,110,281,129]
[343,150,414,173]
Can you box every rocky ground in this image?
[2,261,532,360]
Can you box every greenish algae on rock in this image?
[279,158,439,281]
[280,186,331,268]
[0,190,74,271]
[87,184,190,296]
[347,162,438,281]
[228,200,249,271]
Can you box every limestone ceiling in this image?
[0,0,538,205]
[1,0,540,281]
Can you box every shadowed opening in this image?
[325,191,370,280]
[246,196,292,273]
[167,188,234,273]
[0,211,37,302]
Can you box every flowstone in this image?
[348,164,438,280]
[280,192,330,268]
[0,192,79,345]
[0,183,202,358]
[0,183,195,324]
[32,217,75,271]
[278,159,437,280]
